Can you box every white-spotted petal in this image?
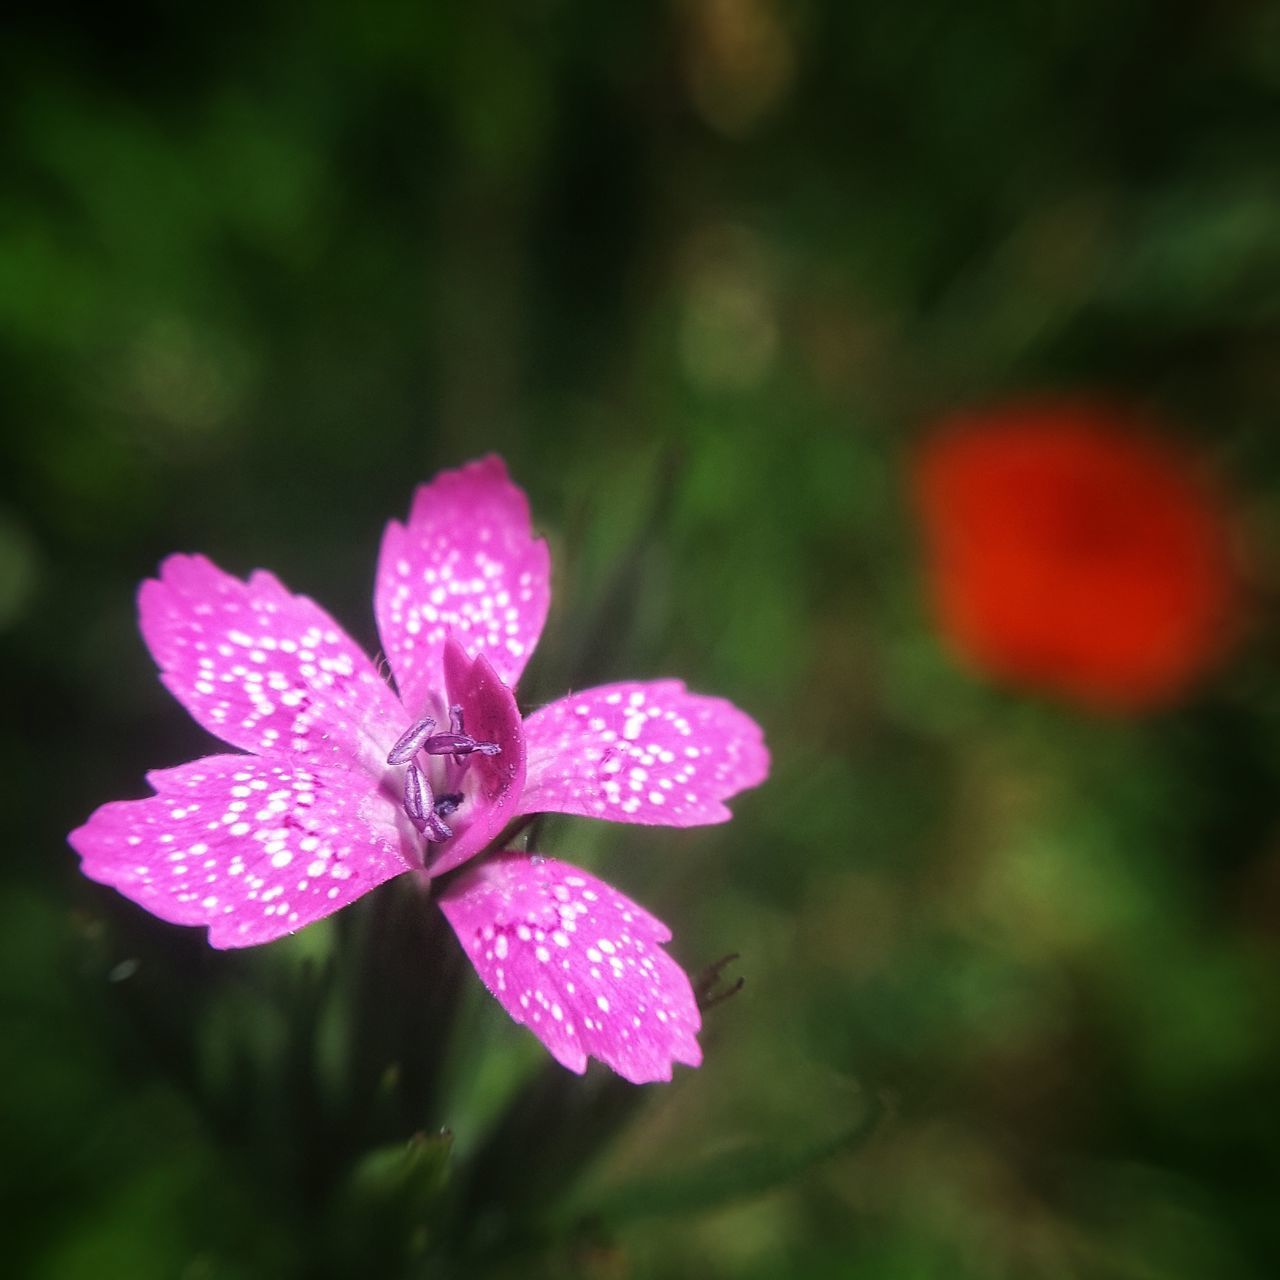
[70,754,412,948]
[138,556,403,774]
[519,681,769,826]
[374,456,551,716]
[439,852,702,1083]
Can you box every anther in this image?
[403,764,456,842]
[403,761,432,826]
[387,716,437,765]
[424,810,454,842]
[421,732,501,757]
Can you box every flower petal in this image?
[519,681,770,826]
[374,456,551,716]
[139,555,404,773]
[427,638,527,877]
[69,754,413,949]
[438,852,702,1083]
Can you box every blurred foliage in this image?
[3,0,1280,1276]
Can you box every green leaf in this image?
[330,1131,455,1273]
[562,1094,884,1227]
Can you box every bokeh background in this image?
[4,2,1280,1276]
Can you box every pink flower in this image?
[68,458,769,1083]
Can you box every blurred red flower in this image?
[912,399,1240,712]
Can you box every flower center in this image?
[387,705,501,843]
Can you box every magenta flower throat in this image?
[69,457,769,1083]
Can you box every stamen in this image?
[403,761,432,826]
[421,732,502,757]
[403,764,457,842]
[424,810,454,842]
[387,716,437,765]
[392,711,498,847]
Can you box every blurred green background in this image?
[4,1,1280,1276]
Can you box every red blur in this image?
[912,399,1241,713]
